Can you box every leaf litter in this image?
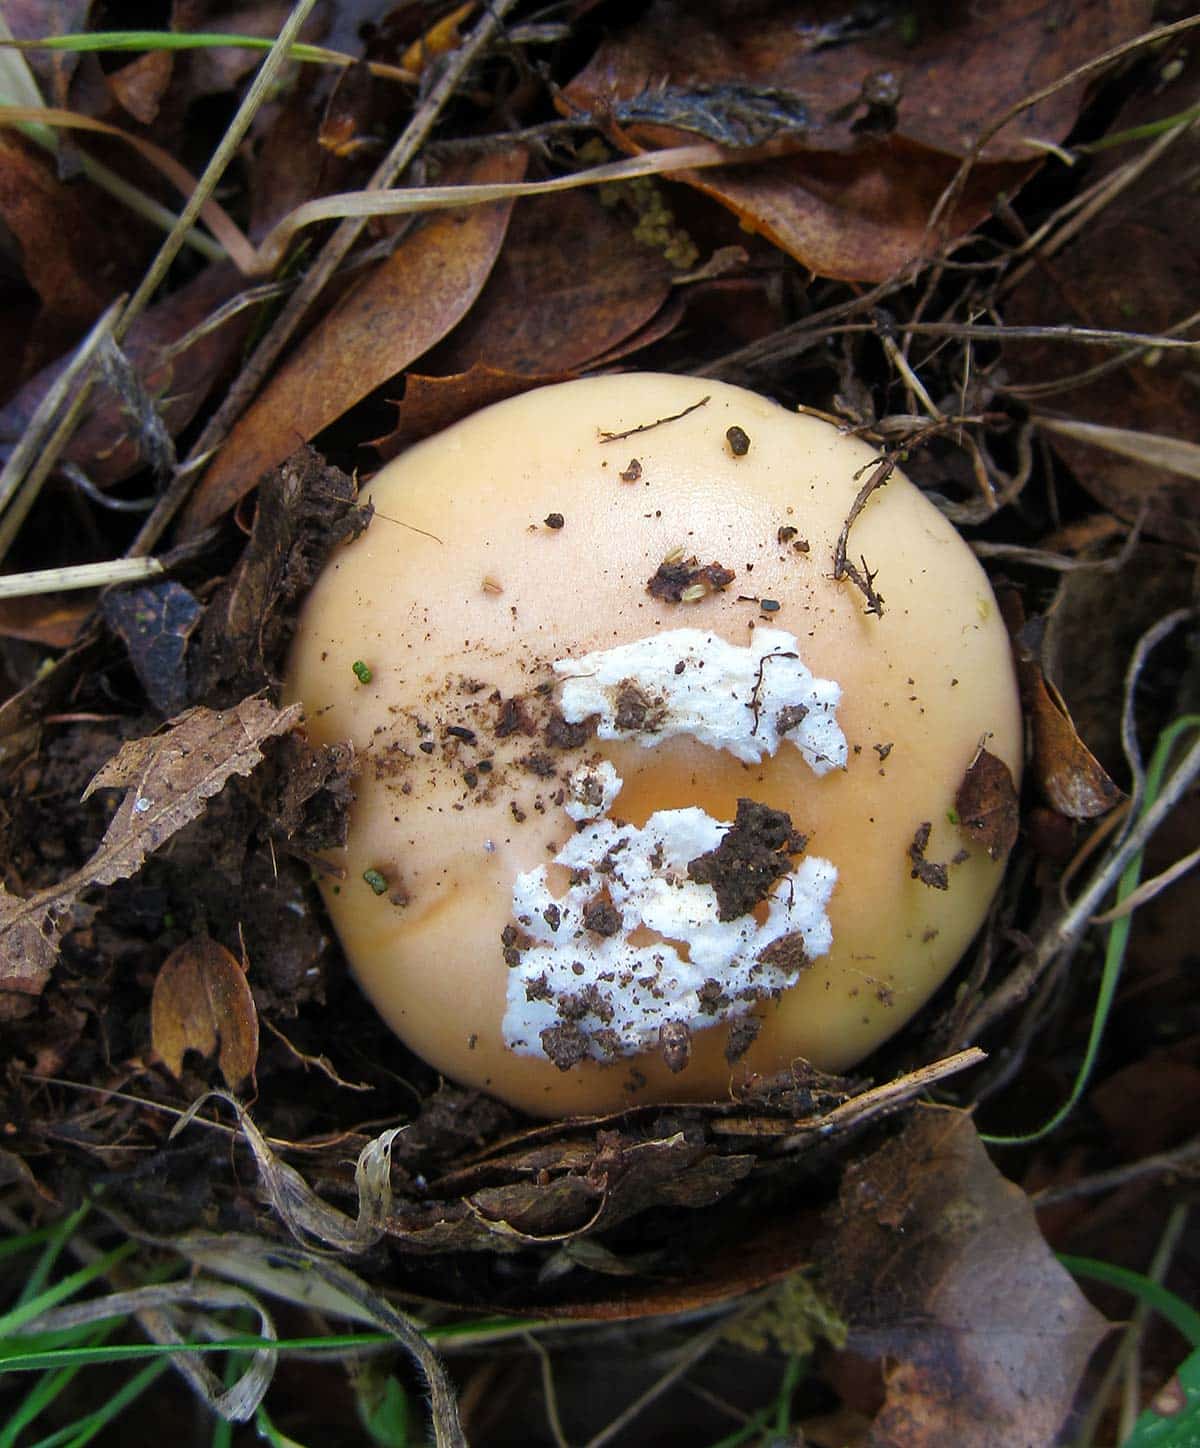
[0,2,1198,1443]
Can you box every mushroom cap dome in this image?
[284,374,1021,1116]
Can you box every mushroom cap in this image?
[284,374,1022,1116]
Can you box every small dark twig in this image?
[832,455,894,616]
[598,395,710,443]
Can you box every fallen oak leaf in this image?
[0,699,302,994]
[823,1108,1110,1447]
[151,937,259,1091]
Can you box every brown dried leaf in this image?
[151,937,259,1090]
[563,0,1151,280]
[0,130,127,374]
[427,188,675,377]
[0,594,92,649]
[106,49,174,126]
[824,1109,1109,1448]
[0,699,301,989]
[0,882,58,1006]
[1004,45,1200,545]
[1029,670,1122,820]
[956,749,1020,860]
[372,364,577,461]
[181,149,527,536]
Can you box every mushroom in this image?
[284,375,1021,1116]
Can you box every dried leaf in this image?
[372,364,577,461]
[0,882,58,1005]
[1037,417,1200,483]
[1029,670,1122,820]
[0,593,91,648]
[427,188,676,377]
[152,937,260,1090]
[181,149,527,536]
[824,1109,1110,1447]
[0,129,128,374]
[563,0,1151,280]
[956,749,1020,860]
[0,698,302,991]
[106,49,174,126]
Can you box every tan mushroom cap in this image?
[284,374,1021,1117]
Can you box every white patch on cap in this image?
[501,806,836,1064]
[554,627,846,771]
[563,759,622,822]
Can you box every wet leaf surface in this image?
[824,1109,1110,1447]
[151,936,259,1091]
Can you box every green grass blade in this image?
[16,1205,90,1310]
[0,1241,135,1337]
[0,1326,112,1448]
[1060,1255,1200,1348]
[24,1358,168,1448]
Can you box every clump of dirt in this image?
[687,798,808,920]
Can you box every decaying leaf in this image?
[0,698,301,997]
[191,449,367,704]
[956,749,1020,860]
[181,149,527,536]
[563,0,1151,279]
[0,262,253,489]
[103,581,204,717]
[152,937,260,1091]
[824,1109,1110,1447]
[1029,671,1122,820]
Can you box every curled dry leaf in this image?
[1029,670,1122,820]
[955,749,1020,860]
[823,1109,1110,1448]
[0,698,301,1003]
[152,937,259,1091]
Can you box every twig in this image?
[1031,1138,1200,1207]
[597,394,710,442]
[129,0,521,559]
[831,455,893,616]
[0,558,165,599]
[710,1048,986,1139]
[525,1331,571,1448]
